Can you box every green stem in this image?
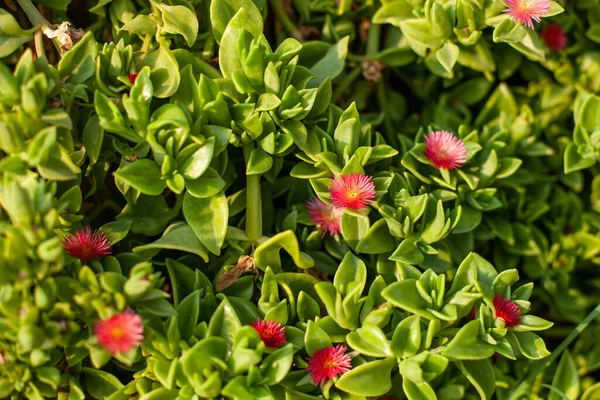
[375,81,400,149]
[332,66,362,103]
[34,30,46,60]
[81,201,122,225]
[16,0,49,26]
[366,22,381,59]
[243,144,262,244]
[197,58,223,79]
[268,0,303,42]
[338,0,352,15]
[508,303,600,400]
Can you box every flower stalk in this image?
[508,303,600,400]
[243,143,262,244]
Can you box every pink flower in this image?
[128,73,139,84]
[62,227,111,263]
[503,0,551,29]
[306,344,352,386]
[424,130,468,170]
[306,196,344,236]
[250,319,286,348]
[330,174,376,210]
[493,295,522,328]
[541,24,567,52]
[95,309,144,355]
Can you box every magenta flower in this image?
[306,196,344,236]
[306,345,352,386]
[424,130,468,170]
[493,295,522,328]
[95,309,144,355]
[503,0,550,29]
[128,73,139,84]
[62,227,111,263]
[541,24,567,52]
[330,174,376,210]
[250,319,286,348]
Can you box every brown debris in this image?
[361,58,384,84]
[215,255,257,291]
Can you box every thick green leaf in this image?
[335,358,396,396]
[183,191,228,255]
[0,9,34,58]
[114,160,165,196]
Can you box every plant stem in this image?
[243,144,262,244]
[34,30,46,60]
[16,0,49,26]
[338,0,352,15]
[508,303,600,400]
[366,22,380,59]
[197,58,223,79]
[268,0,303,42]
[332,66,362,103]
[375,81,400,149]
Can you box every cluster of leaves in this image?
[1,0,600,399]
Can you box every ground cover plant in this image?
[1,0,600,398]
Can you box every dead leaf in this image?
[215,255,257,291]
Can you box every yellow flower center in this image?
[110,326,125,339]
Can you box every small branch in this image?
[366,22,380,59]
[197,58,222,79]
[508,303,600,400]
[16,0,49,27]
[332,65,362,103]
[268,0,303,42]
[34,29,46,60]
[243,143,262,244]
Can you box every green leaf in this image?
[402,379,436,400]
[436,42,459,72]
[99,219,131,245]
[347,324,392,357]
[246,147,273,175]
[186,168,226,199]
[260,344,294,385]
[152,2,199,47]
[207,298,242,347]
[183,191,228,255]
[441,320,496,360]
[118,194,180,236]
[94,90,140,142]
[219,9,263,79]
[382,280,435,320]
[455,360,495,400]
[179,138,215,180]
[511,332,551,360]
[340,210,370,250]
[58,32,98,84]
[83,368,124,400]
[512,315,554,332]
[140,43,180,98]
[254,230,314,272]
[544,1,564,17]
[210,0,263,44]
[120,15,157,36]
[83,115,104,165]
[133,222,210,262]
[372,0,413,26]
[178,291,200,340]
[391,315,421,358]
[356,218,395,254]
[335,358,396,396]
[0,9,34,58]
[114,160,165,196]
[309,36,349,88]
